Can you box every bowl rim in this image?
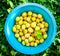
[4,3,57,55]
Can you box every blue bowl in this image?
[4,3,56,54]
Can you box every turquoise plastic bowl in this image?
[4,3,56,54]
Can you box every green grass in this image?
[0,0,60,56]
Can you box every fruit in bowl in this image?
[12,11,48,47]
[4,3,56,54]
